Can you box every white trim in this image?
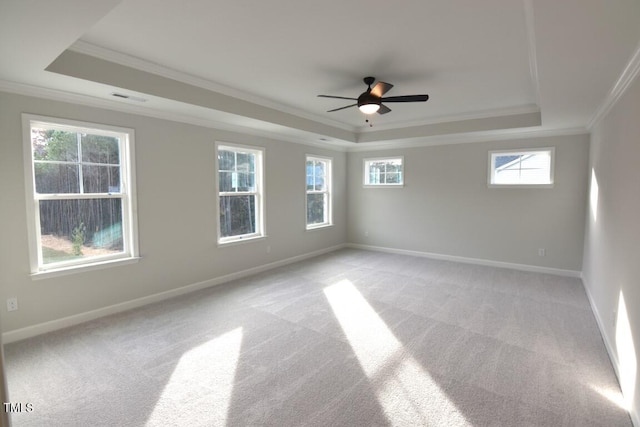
[588,39,640,130]
[216,142,265,244]
[363,156,405,187]
[0,80,353,151]
[31,257,141,280]
[2,244,347,344]
[347,126,588,152]
[488,147,555,187]
[1,80,590,151]
[305,154,333,229]
[69,40,355,133]
[581,276,639,427]
[357,104,541,133]
[523,0,541,106]
[347,243,582,278]
[21,114,140,275]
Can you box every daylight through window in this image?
[364,157,404,186]
[24,115,138,273]
[217,143,264,243]
[489,148,554,186]
[306,156,332,229]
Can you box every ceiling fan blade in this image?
[326,104,357,112]
[370,81,394,97]
[378,104,391,114]
[381,94,429,103]
[318,95,358,100]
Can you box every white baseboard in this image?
[347,243,582,278]
[581,276,638,427]
[2,244,346,344]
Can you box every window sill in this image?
[31,256,141,281]
[363,184,404,188]
[488,183,554,189]
[306,223,333,231]
[218,235,266,247]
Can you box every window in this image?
[23,115,139,275]
[489,148,554,187]
[364,157,404,186]
[306,156,332,229]
[217,143,264,243]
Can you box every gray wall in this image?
[583,72,640,424]
[347,134,589,271]
[0,92,347,333]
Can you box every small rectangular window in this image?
[217,143,264,243]
[488,148,554,187]
[23,115,139,274]
[364,157,404,187]
[306,156,332,229]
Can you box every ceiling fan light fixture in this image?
[359,103,380,114]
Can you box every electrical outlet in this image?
[364,230,369,237]
[538,248,546,257]
[266,245,271,254]
[6,297,18,312]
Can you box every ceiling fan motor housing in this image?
[358,91,380,108]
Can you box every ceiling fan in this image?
[318,76,429,115]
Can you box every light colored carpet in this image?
[4,249,632,426]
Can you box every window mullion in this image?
[77,132,85,194]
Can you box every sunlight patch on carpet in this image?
[324,279,469,426]
[146,327,243,426]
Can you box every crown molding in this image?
[588,39,640,130]
[346,126,587,152]
[69,40,355,133]
[523,0,542,106]
[0,80,350,151]
[357,104,541,134]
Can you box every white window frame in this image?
[363,156,404,187]
[216,142,265,244]
[488,147,555,188]
[305,155,332,230]
[22,114,139,278]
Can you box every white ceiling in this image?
[1,0,639,148]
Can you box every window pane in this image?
[494,155,520,169]
[218,150,235,171]
[34,163,80,194]
[307,193,326,225]
[494,169,520,184]
[236,152,251,172]
[491,151,552,185]
[39,198,124,264]
[306,161,315,190]
[81,134,120,165]
[83,165,121,193]
[32,129,78,162]
[235,172,255,192]
[219,171,234,192]
[386,172,401,184]
[219,195,256,237]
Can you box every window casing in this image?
[23,115,139,275]
[488,148,554,187]
[306,156,332,229]
[216,143,265,244]
[364,157,404,187]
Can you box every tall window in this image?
[217,143,264,243]
[306,156,332,229]
[364,157,404,186]
[23,115,139,274]
[489,148,554,187]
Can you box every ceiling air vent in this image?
[110,92,147,102]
